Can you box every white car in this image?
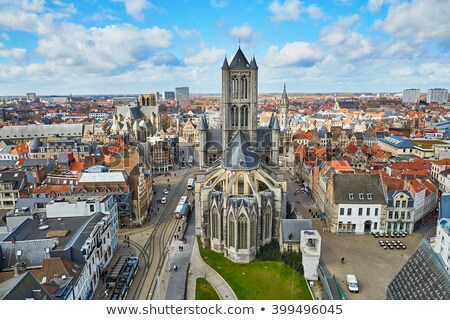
[163,189,169,195]
[161,196,167,204]
[346,274,359,293]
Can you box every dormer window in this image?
[359,193,364,200]
[367,193,372,200]
[349,193,354,200]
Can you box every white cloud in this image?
[319,15,373,61]
[305,4,323,20]
[0,9,55,35]
[184,47,226,65]
[230,24,253,43]
[35,23,172,73]
[0,43,26,60]
[374,0,450,43]
[173,25,201,39]
[264,42,323,68]
[381,40,415,58]
[269,0,323,23]
[0,33,9,41]
[367,0,384,12]
[111,0,151,20]
[210,0,228,8]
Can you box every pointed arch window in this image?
[238,214,248,249]
[241,76,248,99]
[228,214,236,248]
[238,175,244,194]
[211,206,219,240]
[231,105,238,128]
[264,206,271,240]
[232,76,239,99]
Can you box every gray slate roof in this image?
[223,131,259,170]
[255,128,272,150]
[387,239,450,300]
[206,129,222,152]
[386,190,414,208]
[0,272,52,300]
[0,124,83,140]
[333,174,386,205]
[229,48,250,69]
[281,219,313,242]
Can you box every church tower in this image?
[221,48,258,149]
[279,83,289,130]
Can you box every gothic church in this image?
[195,48,287,263]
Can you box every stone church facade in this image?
[195,48,287,263]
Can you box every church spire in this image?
[222,56,229,70]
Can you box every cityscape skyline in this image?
[0,0,449,95]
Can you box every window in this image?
[401,211,405,219]
[394,212,398,219]
[89,204,95,212]
[395,201,400,208]
[366,208,370,216]
[349,193,354,200]
[374,222,378,229]
[287,245,292,252]
[388,211,393,219]
[340,208,344,216]
[238,214,248,250]
[367,193,372,200]
[358,208,363,216]
[407,212,411,220]
[347,208,352,216]
[374,208,378,216]
[359,193,364,200]
[238,175,244,194]
[401,201,407,208]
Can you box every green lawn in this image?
[197,238,312,300]
[195,278,220,300]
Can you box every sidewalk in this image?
[185,238,237,300]
[162,213,237,300]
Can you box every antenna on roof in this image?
[238,38,241,48]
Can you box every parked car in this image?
[346,274,359,293]
[163,189,169,195]
[161,196,167,204]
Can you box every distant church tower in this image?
[279,83,289,130]
[221,48,258,147]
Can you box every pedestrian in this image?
[341,257,345,263]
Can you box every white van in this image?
[346,274,359,293]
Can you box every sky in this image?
[0,0,449,95]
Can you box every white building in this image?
[402,89,421,104]
[329,174,387,234]
[300,230,321,280]
[427,88,448,104]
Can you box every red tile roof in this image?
[70,161,85,171]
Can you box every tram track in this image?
[129,167,194,300]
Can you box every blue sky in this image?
[0,0,449,95]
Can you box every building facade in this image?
[402,89,421,104]
[427,88,448,104]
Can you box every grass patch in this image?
[196,277,220,300]
[197,238,312,300]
